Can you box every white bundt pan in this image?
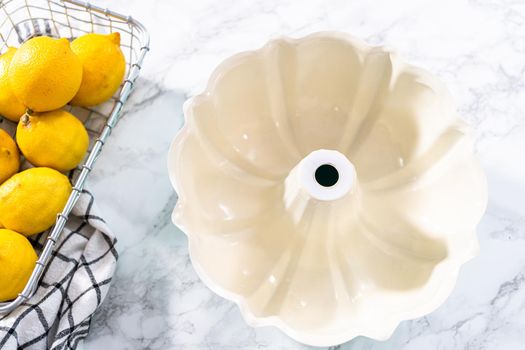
[167,32,488,347]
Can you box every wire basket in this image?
[0,0,149,315]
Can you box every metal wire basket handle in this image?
[0,0,150,315]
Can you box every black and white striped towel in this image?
[0,190,117,350]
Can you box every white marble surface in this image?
[80,0,525,349]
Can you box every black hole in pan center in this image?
[315,164,339,187]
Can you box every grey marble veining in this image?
[81,0,525,349]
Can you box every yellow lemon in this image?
[0,229,37,302]
[0,48,26,121]
[9,36,82,112]
[71,32,126,106]
[0,128,19,184]
[17,110,89,172]
[0,167,72,236]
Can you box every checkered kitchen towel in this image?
[0,190,117,349]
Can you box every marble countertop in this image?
[80,0,525,349]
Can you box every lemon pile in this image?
[0,32,125,303]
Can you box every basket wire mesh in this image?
[0,0,149,315]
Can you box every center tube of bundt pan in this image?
[283,149,357,224]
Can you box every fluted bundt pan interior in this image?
[167,32,487,347]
